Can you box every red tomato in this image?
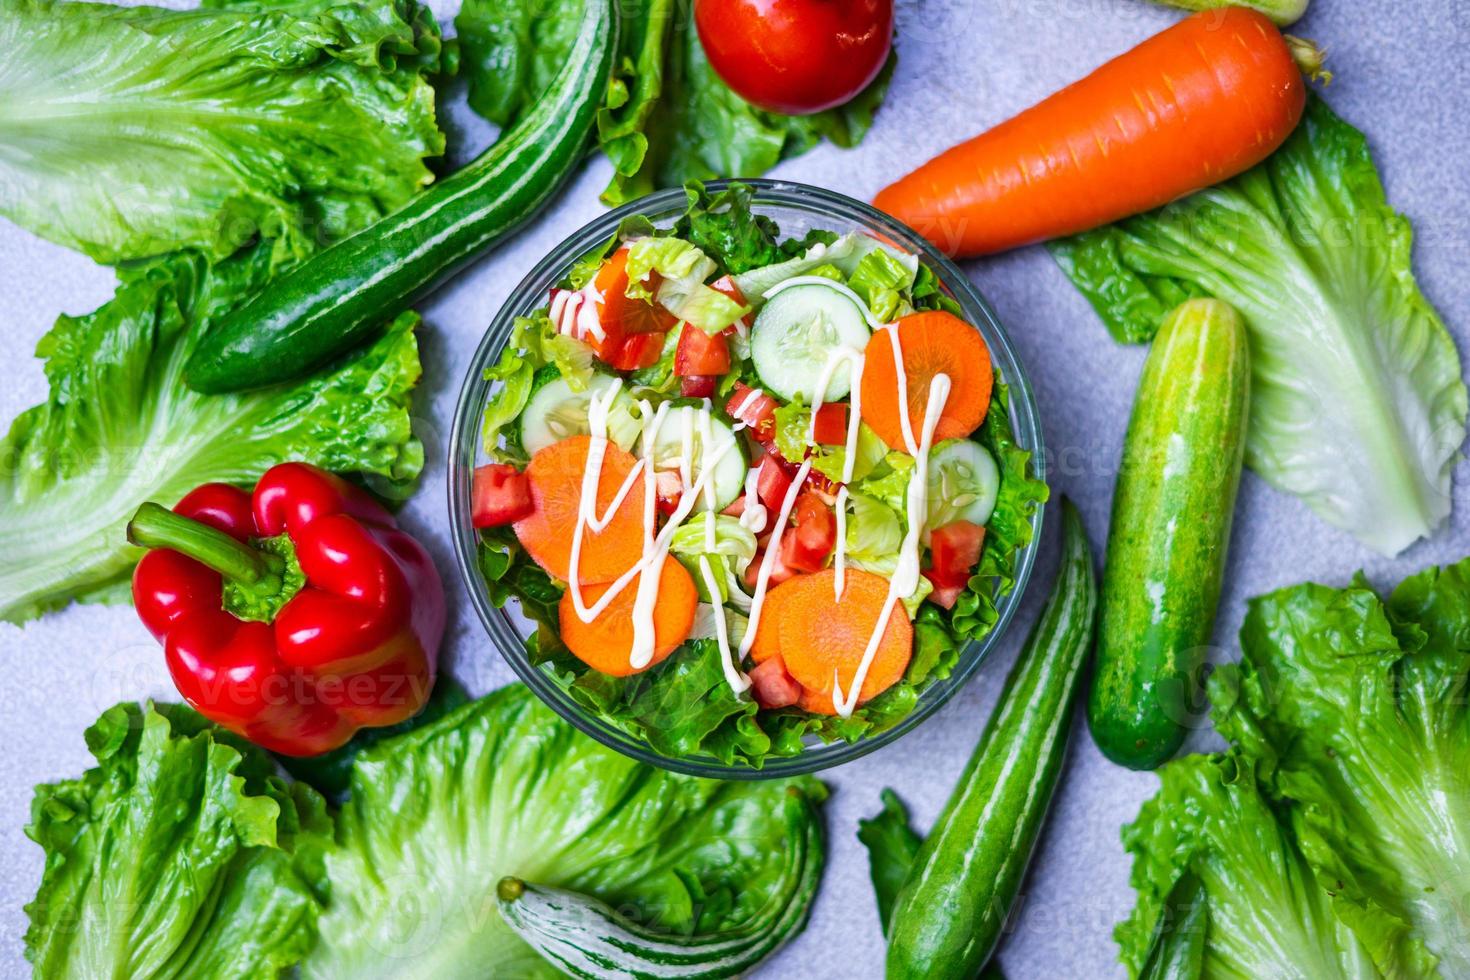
[680,375,720,399]
[471,464,533,527]
[694,0,894,115]
[726,382,779,444]
[608,332,667,372]
[755,452,794,513]
[655,470,684,516]
[749,656,802,709]
[927,520,986,587]
[924,578,965,610]
[745,548,797,589]
[675,326,732,376]
[781,492,836,572]
[811,403,849,446]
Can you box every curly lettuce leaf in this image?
[25,703,331,978]
[0,0,445,264]
[1119,753,1379,980]
[303,684,823,977]
[1210,562,1470,975]
[857,788,923,936]
[624,235,748,332]
[455,0,891,206]
[1051,96,1466,556]
[0,244,424,624]
[676,181,836,278]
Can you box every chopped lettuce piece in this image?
[773,402,886,485]
[1119,753,1380,979]
[455,0,891,206]
[1051,96,1467,556]
[1211,560,1470,975]
[303,684,823,977]
[844,492,903,562]
[732,231,912,308]
[0,245,424,624]
[847,247,920,322]
[0,0,446,264]
[625,236,748,333]
[676,181,835,276]
[669,515,757,576]
[25,703,331,978]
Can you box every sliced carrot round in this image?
[559,555,697,676]
[797,686,839,716]
[748,578,797,664]
[514,435,646,584]
[860,311,993,451]
[776,568,912,705]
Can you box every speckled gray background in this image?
[3,0,1467,975]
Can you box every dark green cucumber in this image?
[885,500,1098,979]
[1138,869,1207,980]
[496,787,823,978]
[1088,298,1249,770]
[185,0,618,394]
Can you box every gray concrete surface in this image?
[2,0,1467,975]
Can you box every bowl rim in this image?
[448,178,1045,779]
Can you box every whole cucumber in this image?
[886,500,1097,979]
[185,0,618,394]
[1088,298,1249,770]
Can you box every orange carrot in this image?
[861,311,992,451]
[558,555,697,676]
[749,578,796,664]
[595,247,677,337]
[872,8,1308,257]
[776,569,913,704]
[514,435,646,584]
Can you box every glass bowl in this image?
[449,179,1045,778]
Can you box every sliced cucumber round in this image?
[925,438,1000,531]
[750,278,872,403]
[650,407,746,512]
[520,374,639,456]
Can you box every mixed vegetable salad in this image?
[471,184,1045,765]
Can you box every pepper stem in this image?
[127,502,284,588]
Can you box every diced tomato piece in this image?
[605,332,666,371]
[726,382,779,444]
[749,656,801,709]
[471,463,533,527]
[927,520,986,588]
[680,374,719,399]
[710,275,752,334]
[594,248,679,338]
[721,496,747,518]
[755,453,794,514]
[924,577,966,610]
[675,325,732,377]
[744,548,797,589]
[804,469,842,498]
[655,470,684,516]
[780,492,836,573]
[812,403,848,446]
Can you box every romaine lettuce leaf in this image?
[1210,562,1470,975]
[25,702,331,978]
[1119,752,1379,979]
[0,0,446,264]
[1051,96,1467,556]
[0,244,424,624]
[454,0,892,206]
[302,684,824,977]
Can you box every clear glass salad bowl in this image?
[448,179,1045,778]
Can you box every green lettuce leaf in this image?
[952,379,1049,640]
[1051,96,1467,556]
[0,244,425,624]
[773,401,886,485]
[25,702,331,978]
[454,0,892,206]
[624,235,749,332]
[1119,752,1378,979]
[857,788,923,936]
[1210,561,1470,975]
[0,0,446,264]
[302,684,824,977]
[676,181,836,277]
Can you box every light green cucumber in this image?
[1088,298,1250,771]
[885,500,1098,979]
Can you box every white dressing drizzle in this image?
[737,458,813,660]
[549,283,607,342]
[830,323,951,717]
[832,485,850,600]
[698,555,751,693]
[737,465,768,535]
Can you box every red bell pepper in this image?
[128,462,445,757]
